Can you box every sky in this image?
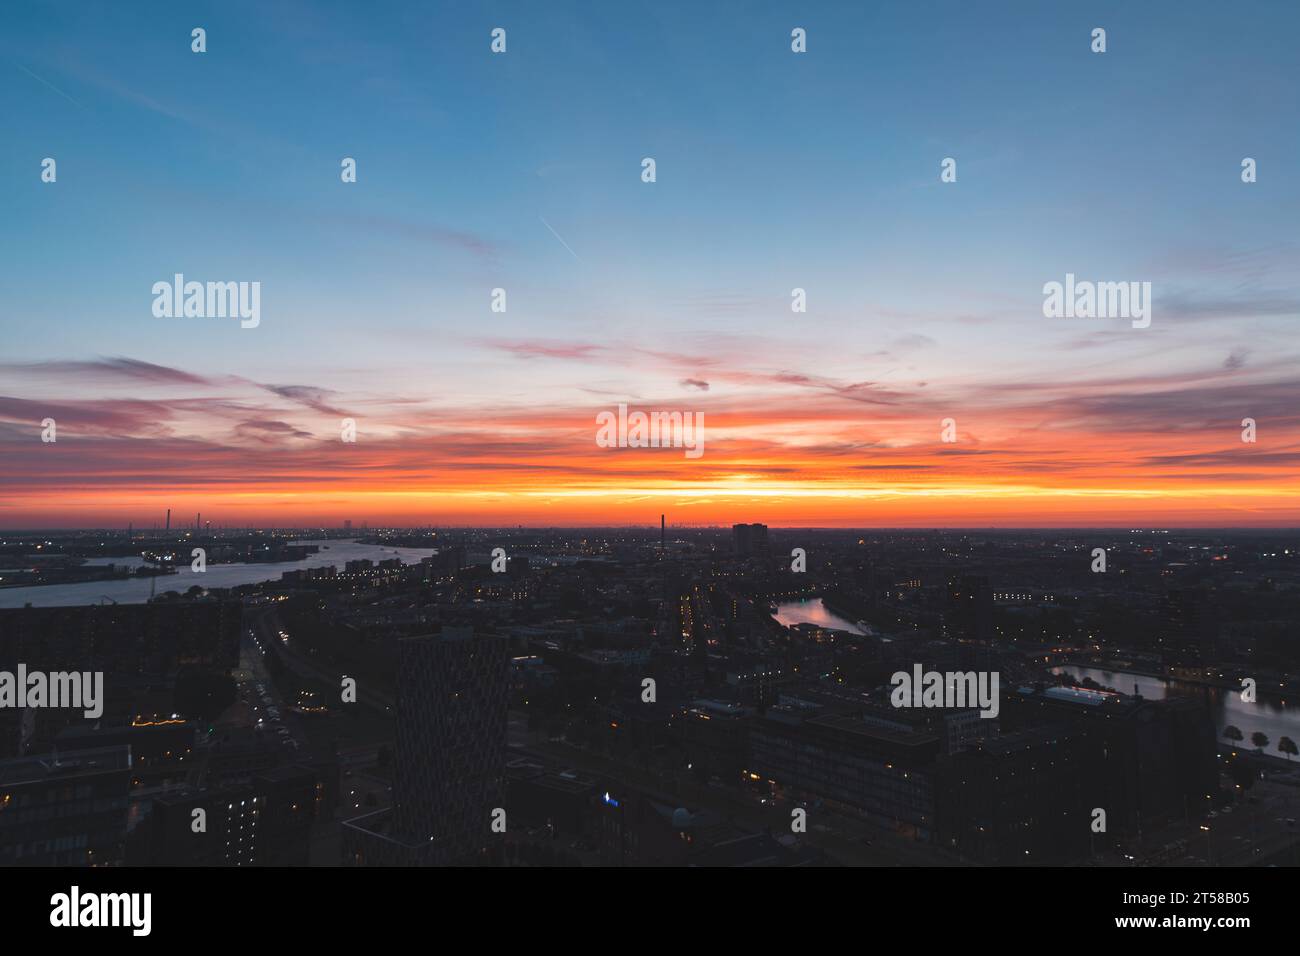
[1,0,1298,529]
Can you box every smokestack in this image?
[196,513,200,531]
[165,509,170,531]
[661,514,665,549]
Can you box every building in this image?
[139,764,325,866]
[934,724,1102,864]
[0,601,241,757]
[0,746,131,866]
[504,758,598,836]
[732,523,769,558]
[342,627,508,865]
[999,683,1217,838]
[749,703,940,839]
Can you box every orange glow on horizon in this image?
[4,381,1298,528]
[5,427,1297,528]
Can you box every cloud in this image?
[260,384,348,416]
[483,339,607,361]
[234,419,315,442]
[0,357,212,386]
[3,349,1299,526]
[0,396,177,436]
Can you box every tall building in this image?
[733,523,769,558]
[342,627,508,865]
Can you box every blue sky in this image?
[1,1,1297,526]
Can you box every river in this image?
[773,598,872,636]
[1052,664,1300,752]
[0,539,436,608]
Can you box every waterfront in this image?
[1053,665,1300,751]
[0,540,436,607]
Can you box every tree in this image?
[1279,737,1298,761]
[1252,731,1270,753]
[1223,725,1243,744]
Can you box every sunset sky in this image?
[2,1,1298,528]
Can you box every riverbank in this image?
[1057,658,1297,700]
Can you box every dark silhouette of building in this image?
[733,523,769,558]
[935,724,1102,864]
[0,601,241,757]
[749,704,940,838]
[1000,684,1217,840]
[139,764,325,866]
[0,746,131,866]
[342,627,508,865]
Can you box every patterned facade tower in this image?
[392,627,509,864]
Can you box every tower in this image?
[392,627,509,863]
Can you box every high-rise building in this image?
[342,627,508,865]
[733,523,769,557]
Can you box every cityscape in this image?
[1,521,1297,868]
[0,0,1294,934]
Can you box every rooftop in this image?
[0,745,132,786]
